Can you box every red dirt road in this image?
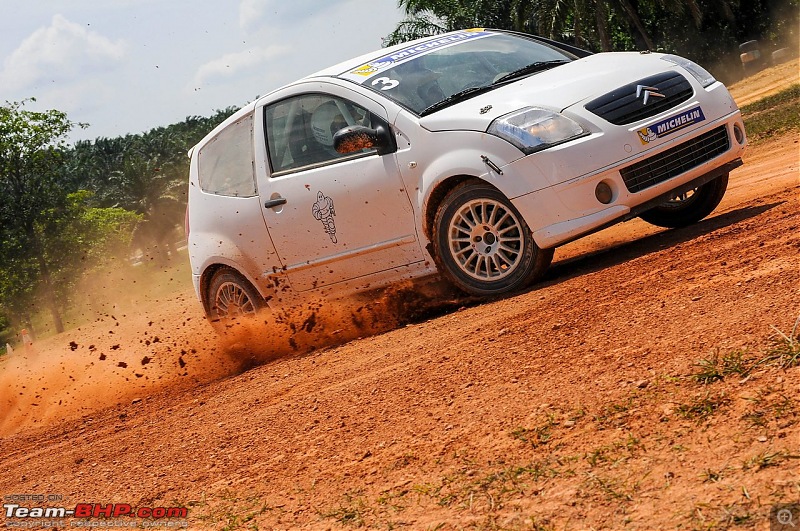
[1,127,799,528]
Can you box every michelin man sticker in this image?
[312,191,337,243]
[637,127,657,143]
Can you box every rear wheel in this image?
[206,269,265,328]
[639,173,728,228]
[433,181,553,296]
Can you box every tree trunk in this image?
[618,0,655,50]
[38,256,65,334]
[26,223,65,334]
[595,0,612,51]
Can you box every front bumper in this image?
[509,109,746,249]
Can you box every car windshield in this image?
[338,30,576,115]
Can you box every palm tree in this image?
[387,0,741,58]
[108,133,187,265]
[385,0,477,45]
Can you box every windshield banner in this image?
[340,29,493,84]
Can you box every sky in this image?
[0,0,405,143]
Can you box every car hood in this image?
[417,52,676,131]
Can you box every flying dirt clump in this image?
[0,280,471,436]
[213,279,473,370]
[0,303,233,436]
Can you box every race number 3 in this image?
[371,77,399,91]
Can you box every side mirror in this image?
[333,125,394,156]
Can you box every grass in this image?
[585,473,637,502]
[585,435,643,468]
[761,317,800,368]
[676,392,729,421]
[319,493,372,527]
[692,316,800,384]
[693,349,751,383]
[193,490,273,531]
[510,414,556,447]
[742,450,789,471]
[441,460,557,510]
[742,389,797,429]
[593,397,638,429]
[693,501,755,529]
[317,459,564,528]
[699,467,727,483]
[740,84,800,143]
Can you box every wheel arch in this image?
[422,174,495,244]
[199,262,270,316]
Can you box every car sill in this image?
[272,234,418,275]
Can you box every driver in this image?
[311,101,348,157]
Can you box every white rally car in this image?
[187,28,746,325]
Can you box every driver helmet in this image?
[311,101,347,147]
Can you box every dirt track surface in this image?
[728,57,799,107]
[1,115,799,528]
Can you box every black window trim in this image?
[262,91,391,178]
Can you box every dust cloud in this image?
[0,297,230,436]
[0,277,469,436]
[212,279,471,369]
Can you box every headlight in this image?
[661,54,716,87]
[487,107,586,154]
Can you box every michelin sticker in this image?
[637,106,706,145]
[340,29,492,83]
[312,191,337,243]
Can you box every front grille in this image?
[620,126,730,193]
[585,72,693,125]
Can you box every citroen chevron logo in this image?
[636,85,666,105]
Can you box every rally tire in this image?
[639,173,729,229]
[206,269,265,329]
[433,180,553,296]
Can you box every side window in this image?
[197,114,256,197]
[264,94,380,175]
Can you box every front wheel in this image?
[433,181,553,296]
[639,173,728,228]
[206,269,265,329]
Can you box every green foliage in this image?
[0,99,84,332]
[38,190,141,307]
[67,108,237,264]
[0,312,11,353]
[0,97,236,336]
[741,84,800,143]
[386,0,800,83]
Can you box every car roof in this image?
[303,28,592,83]
[303,31,478,80]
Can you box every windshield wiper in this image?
[492,60,570,85]
[419,85,495,117]
[417,60,570,117]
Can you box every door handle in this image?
[264,197,287,209]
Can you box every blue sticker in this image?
[637,106,706,144]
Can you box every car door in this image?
[189,112,283,298]
[256,87,424,292]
